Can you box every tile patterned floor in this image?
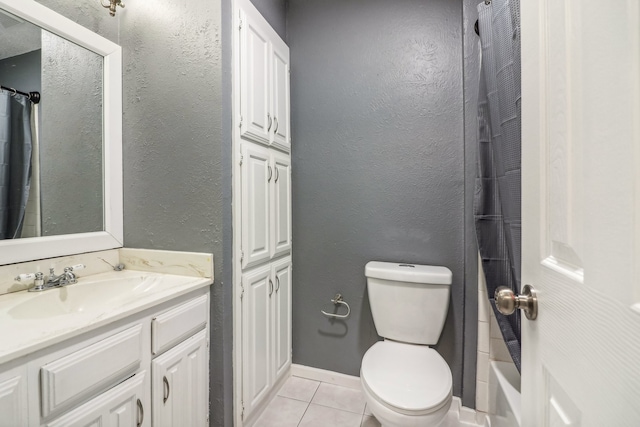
[255,375,486,427]
[254,376,379,427]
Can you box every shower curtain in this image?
[474,0,522,371]
[0,91,33,239]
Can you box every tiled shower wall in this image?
[475,257,516,412]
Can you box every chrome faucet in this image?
[15,264,86,292]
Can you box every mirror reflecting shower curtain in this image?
[474,0,522,371]
[0,91,33,239]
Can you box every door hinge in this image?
[241,402,245,420]
[207,414,209,423]
[240,250,244,263]
[239,115,243,128]
[239,17,243,30]
[240,281,245,300]
[239,154,243,166]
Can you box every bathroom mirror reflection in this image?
[0,9,104,240]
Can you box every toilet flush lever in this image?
[495,285,538,320]
[321,293,351,319]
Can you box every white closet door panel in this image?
[240,8,271,145]
[271,151,291,258]
[151,330,208,427]
[46,371,148,427]
[241,143,271,268]
[271,257,292,382]
[271,41,290,152]
[0,367,27,427]
[241,265,272,416]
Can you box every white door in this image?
[242,143,271,269]
[241,264,272,416]
[46,371,148,427]
[271,151,292,259]
[271,41,290,152]
[240,7,271,145]
[272,257,292,382]
[0,367,27,427]
[521,1,640,426]
[151,330,208,427]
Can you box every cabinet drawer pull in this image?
[268,166,272,182]
[267,113,272,131]
[137,398,144,427]
[163,376,170,404]
[275,166,279,183]
[274,117,279,134]
[269,279,274,296]
[276,276,280,292]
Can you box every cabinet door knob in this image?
[269,278,274,296]
[163,376,170,404]
[275,166,279,183]
[268,166,272,182]
[275,276,280,292]
[267,113,272,132]
[137,398,144,427]
[274,117,279,134]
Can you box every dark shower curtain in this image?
[0,91,33,239]
[474,0,522,371]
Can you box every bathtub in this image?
[488,361,521,427]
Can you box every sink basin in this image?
[0,264,212,366]
[6,272,192,320]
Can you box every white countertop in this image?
[0,269,212,365]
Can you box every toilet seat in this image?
[361,341,452,416]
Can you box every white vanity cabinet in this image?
[239,2,290,152]
[0,289,210,427]
[241,256,291,417]
[0,366,28,427]
[241,143,291,270]
[44,371,148,427]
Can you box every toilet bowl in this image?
[361,341,452,427]
[362,262,453,427]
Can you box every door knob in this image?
[494,284,538,320]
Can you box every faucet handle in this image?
[70,264,86,271]
[15,273,36,282]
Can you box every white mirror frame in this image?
[0,0,123,265]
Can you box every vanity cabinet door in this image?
[151,329,208,427]
[272,257,292,383]
[45,371,148,427]
[241,265,272,417]
[270,40,290,152]
[239,6,271,145]
[241,143,271,269]
[0,366,28,427]
[271,151,291,259]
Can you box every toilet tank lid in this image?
[365,261,452,285]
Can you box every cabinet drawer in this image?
[40,325,143,418]
[151,294,208,355]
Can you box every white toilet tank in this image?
[365,261,452,345]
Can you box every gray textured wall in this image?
[288,0,471,402]
[0,50,41,94]
[32,1,227,425]
[40,32,103,236]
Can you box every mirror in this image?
[0,0,122,264]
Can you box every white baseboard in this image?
[290,364,361,389]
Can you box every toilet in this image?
[361,261,453,427]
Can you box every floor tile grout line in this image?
[305,401,367,416]
[296,381,320,427]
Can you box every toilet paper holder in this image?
[321,293,351,319]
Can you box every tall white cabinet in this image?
[234,0,292,425]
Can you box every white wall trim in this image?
[290,364,361,390]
